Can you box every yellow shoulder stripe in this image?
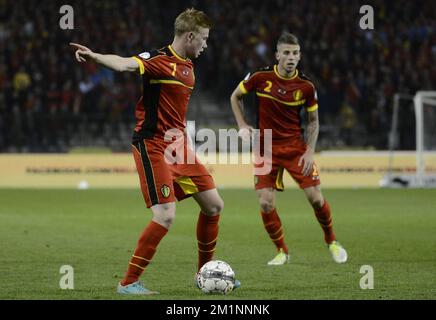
[131,57,145,75]
[306,103,318,112]
[239,81,248,94]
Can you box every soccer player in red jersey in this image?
[230,32,347,265]
[71,8,239,294]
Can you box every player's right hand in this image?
[69,43,95,63]
[238,125,254,142]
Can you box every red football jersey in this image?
[132,45,195,142]
[239,65,318,142]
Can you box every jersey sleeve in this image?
[131,51,160,76]
[238,72,259,94]
[305,82,319,112]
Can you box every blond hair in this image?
[174,8,212,36]
[277,32,299,47]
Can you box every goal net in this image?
[381,91,436,188]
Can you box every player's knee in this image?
[156,212,176,229]
[202,198,224,216]
[304,188,324,210]
[258,192,275,213]
[165,217,175,229]
[152,204,176,228]
[310,197,324,210]
[259,199,275,213]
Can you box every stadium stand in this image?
[0,0,435,152]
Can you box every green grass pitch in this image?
[0,188,435,300]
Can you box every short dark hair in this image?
[277,32,299,47]
[174,8,212,36]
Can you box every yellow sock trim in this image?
[198,248,216,253]
[271,233,285,242]
[129,262,145,270]
[269,227,283,237]
[132,255,151,262]
[197,237,218,246]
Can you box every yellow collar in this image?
[274,65,298,80]
[168,45,188,62]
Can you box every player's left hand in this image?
[298,148,314,176]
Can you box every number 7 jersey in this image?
[131,45,195,142]
[239,65,318,143]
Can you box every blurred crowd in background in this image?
[1,0,435,152]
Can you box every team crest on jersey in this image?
[278,88,287,95]
[293,89,303,101]
[161,185,171,198]
[139,52,150,60]
[182,70,189,76]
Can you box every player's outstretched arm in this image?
[69,43,139,73]
[230,85,253,141]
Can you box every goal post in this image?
[415,91,436,187]
[381,91,436,188]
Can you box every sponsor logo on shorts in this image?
[254,176,259,185]
[161,185,171,198]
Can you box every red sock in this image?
[261,208,288,254]
[314,200,336,244]
[121,220,168,286]
[196,211,220,271]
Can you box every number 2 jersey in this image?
[131,45,194,143]
[239,65,319,144]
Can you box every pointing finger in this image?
[70,43,87,50]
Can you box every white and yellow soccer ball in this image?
[196,260,235,294]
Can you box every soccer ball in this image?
[196,260,235,294]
